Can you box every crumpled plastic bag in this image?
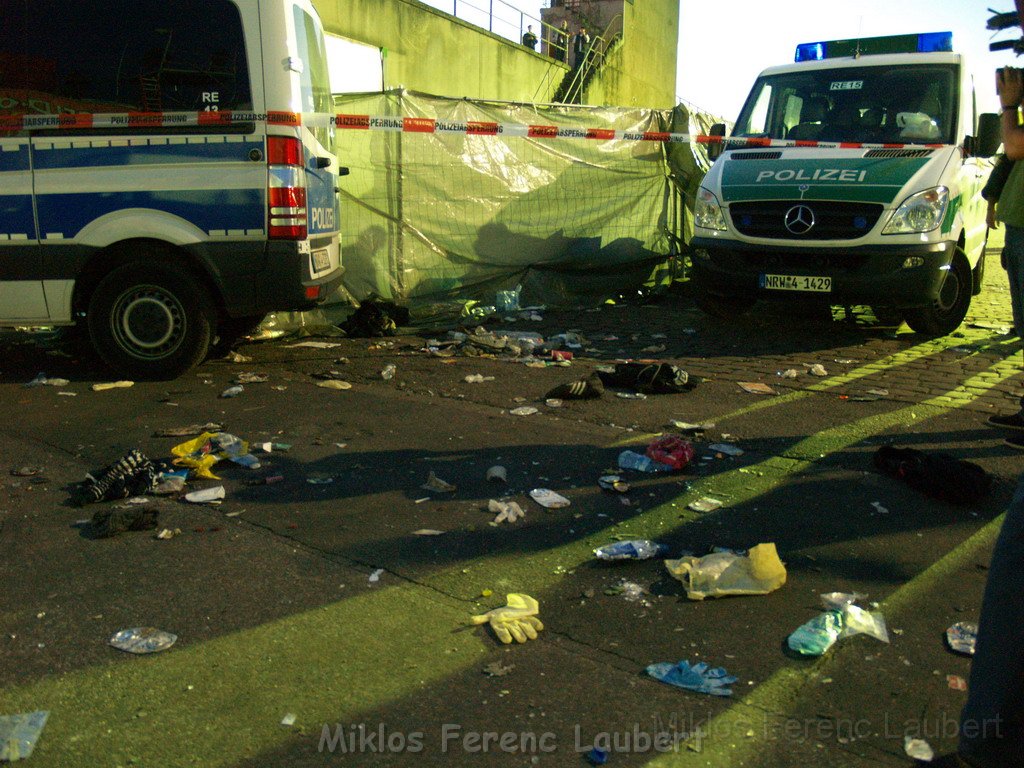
[664,542,787,600]
[171,432,259,479]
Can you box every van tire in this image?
[903,251,972,337]
[87,261,214,380]
[697,293,756,319]
[972,250,986,296]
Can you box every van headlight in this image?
[695,188,727,231]
[882,186,949,234]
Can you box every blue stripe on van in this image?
[32,138,261,170]
[0,144,30,172]
[0,194,35,238]
[36,190,264,238]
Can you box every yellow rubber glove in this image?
[470,593,543,644]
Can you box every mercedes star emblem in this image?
[784,204,815,235]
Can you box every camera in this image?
[990,7,1024,54]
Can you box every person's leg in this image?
[959,473,1024,764]
[1005,225,1024,340]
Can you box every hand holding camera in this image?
[998,67,1024,110]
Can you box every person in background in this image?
[985,67,1024,447]
[521,25,538,51]
[553,20,569,63]
[572,26,590,69]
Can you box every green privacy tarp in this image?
[332,89,679,310]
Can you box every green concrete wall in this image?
[313,0,567,102]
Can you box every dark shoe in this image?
[987,411,1024,430]
[1005,434,1024,450]
[544,374,604,400]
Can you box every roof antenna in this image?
[854,16,863,58]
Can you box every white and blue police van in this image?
[0,0,344,378]
[692,32,1001,336]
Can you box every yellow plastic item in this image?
[171,432,252,480]
[470,593,543,644]
[665,543,787,600]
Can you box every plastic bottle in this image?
[381,364,396,380]
[617,450,673,473]
[593,540,671,561]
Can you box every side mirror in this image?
[707,123,727,162]
[973,113,1002,158]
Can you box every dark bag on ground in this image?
[596,363,695,394]
[91,508,160,538]
[338,296,410,338]
[873,445,993,505]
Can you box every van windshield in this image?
[292,4,334,148]
[733,63,958,145]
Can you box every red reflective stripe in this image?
[642,131,671,142]
[585,128,615,140]
[466,121,499,135]
[268,111,300,126]
[528,125,559,137]
[335,114,370,129]
[198,110,232,125]
[125,112,165,126]
[839,141,863,149]
[695,135,719,144]
[403,117,436,133]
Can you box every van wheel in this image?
[972,251,986,296]
[903,251,972,337]
[697,293,755,319]
[87,261,214,380]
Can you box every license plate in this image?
[759,274,832,293]
[312,248,331,272]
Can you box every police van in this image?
[691,32,1002,335]
[0,0,344,378]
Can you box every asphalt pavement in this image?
[0,256,1021,767]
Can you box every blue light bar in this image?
[917,31,953,52]
[795,42,824,62]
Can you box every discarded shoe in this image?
[544,374,604,400]
[74,450,157,506]
[873,445,992,504]
[597,363,694,394]
[91,507,160,538]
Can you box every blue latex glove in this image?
[645,660,737,696]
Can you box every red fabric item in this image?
[646,436,695,470]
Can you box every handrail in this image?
[420,0,567,57]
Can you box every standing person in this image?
[986,66,1024,446]
[553,20,569,63]
[521,25,538,51]
[572,26,590,69]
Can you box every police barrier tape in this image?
[0,110,945,150]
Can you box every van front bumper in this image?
[689,238,957,308]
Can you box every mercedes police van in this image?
[691,32,1001,335]
[0,0,344,378]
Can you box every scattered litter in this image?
[870,501,888,514]
[464,374,495,383]
[414,497,430,504]
[594,540,669,561]
[640,344,666,354]
[226,351,252,363]
[820,592,867,611]
[234,372,268,384]
[470,593,543,644]
[306,474,334,485]
[109,627,177,654]
[645,660,736,697]
[618,450,673,473]
[668,420,715,433]
[586,747,610,766]
[172,432,260,478]
[846,392,885,402]
[615,392,648,400]
[834,358,857,364]
[368,568,384,584]
[970,321,1012,334]
[777,369,799,379]
[738,382,776,395]
[947,674,968,691]
[708,443,744,457]
[946,622,978,656]
[220,385,244,398]
[874,445,992,504]
[867,388,889,396]
[155,528,182,540]
[185,486,225,504]
[90,507,159,538]
[380,364,396,380]
[73,450,156,505]
[489,499,525,524]
[787,610,843,656]
[807,363,828,377]
[529,488,570,509]
[903,736,934,762]
[646,436,694,470]
[421,472,456,493]
[92,380,134,391]
[788,597,889,656]
[154,423,223,437]
[486,465,507,483]
[482,661,515,677]
[24,373,69,387]
[545,398,563,408]
[665,543,786,600]
[598,475,630,493]
[257,442,291,453]
[280,713,297,727]
[687,497,723,513]
[0,710,49,762]
[510,406,538,416]
[316,379,352,390]
[412,529,445,536]
[10,467,42,477]
[286,341,341,349]
[551,350,573,362]
[57,391,77,397]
